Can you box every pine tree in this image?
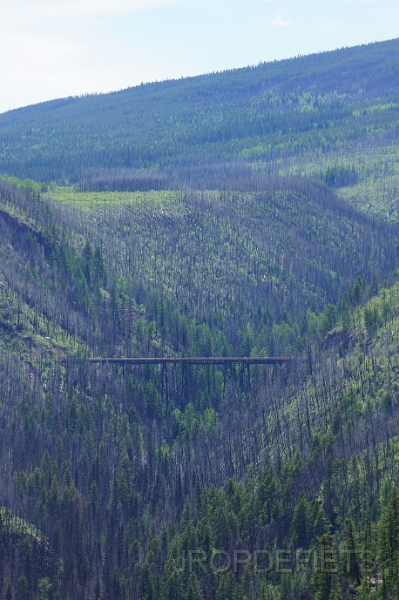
[291,493,310,549]
[343,519,361,586]
[216,571,236,600]
[378,487,399,594]
[312,534,337,600]
[82,240,93,284]
[16,576,28,600]
[94,246,107,286]
[185,573,204,600]
[38,578,52,600]
[161,567,184,600]
[139,560,155,600]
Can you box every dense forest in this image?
[1,38,399,599]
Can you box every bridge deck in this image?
[80,357,292,366]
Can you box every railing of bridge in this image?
[66,357,292,366]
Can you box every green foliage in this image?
[185,573,204,600]
[1,38,399,199]
[312,535,338,600]
[291,494,311,549]
[139,560,155,600]
[38,578,52,600]
[3,41,399,600]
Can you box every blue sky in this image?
[1,0,398,114]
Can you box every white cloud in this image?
[5,0,182,20]
[269,11,290,26]
[300,0,382,3]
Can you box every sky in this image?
[1,0,398,114]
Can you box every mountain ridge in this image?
[1,37,399,186]
[2,37,398,118]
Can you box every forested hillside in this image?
[1,39,399,599]
[1,39,399,221]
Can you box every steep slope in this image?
[43,177,399,356]
[1,177,399,598]
[2,38,399,598]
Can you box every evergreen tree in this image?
[343,519,361,586]
[139,560,155,600]
[291,493,310,549]
[16,576,28,600]
[312,534,337,600]
[379,487,399,593]
[38,578,52,600]
[185,573,204,600]
[216,571,236,600]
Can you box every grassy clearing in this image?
[44,186,183,212]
